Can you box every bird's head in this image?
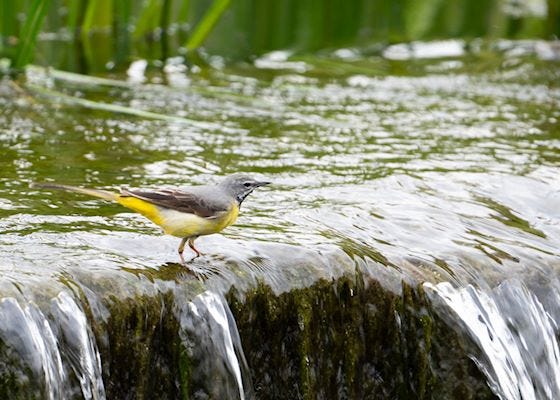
[219,174,270,205]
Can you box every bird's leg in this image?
[178,237,188,265]
[188,236,201,258]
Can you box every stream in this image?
[0,40,559,399]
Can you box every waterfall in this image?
[0,297,67,399]
[0,292,106,400]
[176,290,253,400]
[426,280,560,400]
[50,292,106,400]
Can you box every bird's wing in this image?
[120,188,228,218]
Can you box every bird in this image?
[31,174,270,264]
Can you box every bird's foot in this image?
[179,252,186,266]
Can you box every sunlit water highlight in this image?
[1,41,559,398]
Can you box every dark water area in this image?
[0,40,559,399]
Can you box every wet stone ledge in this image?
[0,249,497,400]
[228,275,496,400]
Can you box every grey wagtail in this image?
[31,174,270,264]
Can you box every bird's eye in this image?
[243,182,252,187]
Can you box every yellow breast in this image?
[116,196,239,238]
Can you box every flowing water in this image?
[1,40,559,399]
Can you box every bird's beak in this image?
[256,181,271,187]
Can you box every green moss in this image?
[295,291,313,399]
[97,291,189,400]
[177,342,191,400]
[228,273,497,400]
[0,339,39,400]
[0,268,496,399]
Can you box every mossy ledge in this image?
[0,265,497,399]
[227,274,497,400]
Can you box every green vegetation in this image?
[11,0,51,70]
[102,292,188,398]
[44,270,498,399]
[0,0,558,73]
[227,276,497,399]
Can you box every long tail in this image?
[30,182,118,202]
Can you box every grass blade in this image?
[133,0,163,40]
[66,0,86,33]
[114,0,132,66]
[26,65,262,104]
[185,0,231,51]
[13,0,52,69]
[25,82,217,129]
[81,0,113,33]
[1,0,18,56]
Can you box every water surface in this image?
[1,40,560,399]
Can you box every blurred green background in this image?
[0,0,559,73]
